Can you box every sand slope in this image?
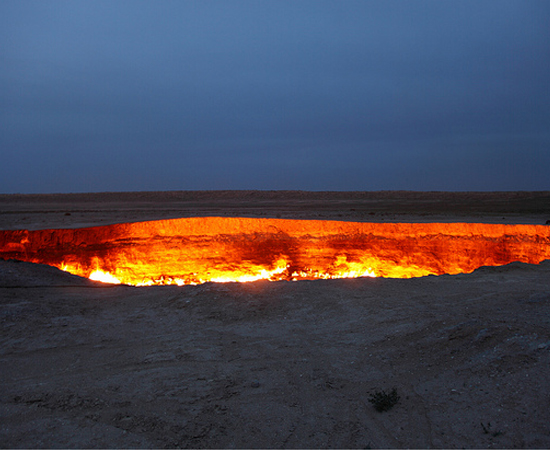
[1,259,549,448]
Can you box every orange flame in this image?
[1,217,549,285]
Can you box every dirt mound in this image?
[0,259,101,288]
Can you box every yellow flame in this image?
[89,269,121,284]
[209,258,289,283]
[57,256,377,286]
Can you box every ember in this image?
[1,217,549,285]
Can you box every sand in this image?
[1,191,549,448]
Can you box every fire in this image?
[1,217,549,286]
[89,269,121,284]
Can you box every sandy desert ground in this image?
[1,191,549,448]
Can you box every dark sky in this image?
[1,0,549,193]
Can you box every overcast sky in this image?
[1,0,549,193]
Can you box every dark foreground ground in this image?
[1,260,549,448]
[0,191,549,448]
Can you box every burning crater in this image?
[1,217,549,285]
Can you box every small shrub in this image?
[368,388,400,412]
[481,422,504,437]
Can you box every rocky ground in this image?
[0,191,549,448]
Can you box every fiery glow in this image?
[1,217,549,286]
[89,269,121,284]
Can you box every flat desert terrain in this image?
[1,191,550,448]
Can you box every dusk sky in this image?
[1,0,549,193]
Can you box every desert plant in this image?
[481,422,503,437]
[368,388,400,412]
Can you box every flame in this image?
[1,217,549,286]
[89,269,121,284]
